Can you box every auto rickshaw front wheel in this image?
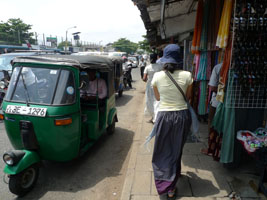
[107,118,116,135]
[9,164,39,197]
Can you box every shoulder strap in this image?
[165,71,188,103]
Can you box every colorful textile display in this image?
[200,0,210,51]
[216,0,234,48]
[207,0,224,50]
[191,0,203,54]
[206,51,212,80]
[198,81,208,115]
[213,73,235,163]
[216,37,232,103]
[197,52,208,80]
[193,53,200,80]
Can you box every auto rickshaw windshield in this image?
[5,66,76,105]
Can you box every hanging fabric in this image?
[193,53,201,80]
[197,52,208,80]
[206,51,212,80]
[191,0,204,54]
[216,37,233,102]
[207,0,224,50]
[216,0,234,48]
[199,0,210,51]
[212,72,236,163]
[198,81,207,115]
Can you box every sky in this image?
[1,0,146,45]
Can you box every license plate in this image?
[5,105,47,117]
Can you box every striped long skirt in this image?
[152,109,191,195]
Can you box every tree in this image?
[0,18,35,45]
[112,38,138,54]
[138,35,152,53]
[57,41,72,50]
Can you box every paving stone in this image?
[127,142,139,170]
[120,169,135,200]
[132,171,152,195]
[198,155,225,170]
[138,137,154,155]
[181,155,200,173]
[228,176,261,199]
[178,197,215,200]
[187,170,230,198]
[183,143,207,155]
[131,195,159,200]
[136,154,153,171]
[177,174,193,197]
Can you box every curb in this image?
[120,94,146,200]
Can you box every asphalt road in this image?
[0,67,145,200]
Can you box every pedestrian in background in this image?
[156,50,163,65]
[151,44,193,199]
[201,62,223,160]
[143,53,162,124]
[139,57,147,79]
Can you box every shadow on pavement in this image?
[115,94,133,107]
[184,171,220,197]
[15,127,134,200]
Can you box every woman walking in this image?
[151,44,193,199]
[143,53,163,123]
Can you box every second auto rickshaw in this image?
[1,55,118,196]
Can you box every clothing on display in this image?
[191,0,203,54]
[216,0,234,48]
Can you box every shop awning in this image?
[132,0,198,47]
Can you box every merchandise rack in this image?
[225,0,267,109]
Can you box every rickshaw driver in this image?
[80,70,107,106]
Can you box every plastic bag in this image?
[188,102,200,142]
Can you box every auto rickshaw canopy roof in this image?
[12,54,115,72]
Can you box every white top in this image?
[152,70,193,111]
[144,63,163,84]
[123,62,132,71]
[208,63,222,107]
[80,78,107,99]
[139,60,147,67]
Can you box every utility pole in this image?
[43,33,45,46]
[65,26,76,53]
[35,32,38,45]
[17,30,21,44]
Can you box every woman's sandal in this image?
[200,148,212,156]
[167,188,176,200]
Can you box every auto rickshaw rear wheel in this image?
[118,90,123,97]
[107,118,116,135]
[9,164,39,197]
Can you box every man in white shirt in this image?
[80,70,107,103]
[208,63,222,109]
[201,62,222,155]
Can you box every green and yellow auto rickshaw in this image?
[109,56,124,97]
[1,55,118,196]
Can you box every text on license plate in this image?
[5,105,47,117]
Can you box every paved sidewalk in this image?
[120,97,266,200]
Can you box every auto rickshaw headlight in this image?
[3,153,14,166]
[3,151,25,166]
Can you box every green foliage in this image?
[138,35,152,53]
[112,38,138,54]
[0,18,35,45]
[57,41,72,50]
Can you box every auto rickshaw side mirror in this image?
[79,81,87,89]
